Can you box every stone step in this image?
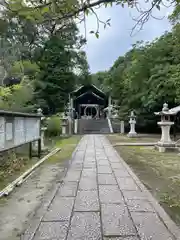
[78,119,110,134]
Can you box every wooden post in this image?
[29,142,32,159]
[38,138,41,158]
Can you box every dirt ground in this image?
[108,134,180,226]
[0,136,81,240]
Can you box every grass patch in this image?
[47,135,81,164]
[108,135,180,226]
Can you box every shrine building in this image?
[70,84,109,119]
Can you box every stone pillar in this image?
[158,121,174,147]
[108,95,112,107]
[61,114,68,136]
[67,102,72,135]
[127,111,137,138]
[120,121,124,134]
[108,95,112,118]
[71,98,73,109]
[40,127,47,150]
[62,124,66,135]
[74,119,78,134]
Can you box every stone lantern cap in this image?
[128,110,136,119]
[37,108,44,117]
[154,103,176,116]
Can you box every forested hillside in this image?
[91,24,180,131]
[0,1,90,115]
[1,0,180,131]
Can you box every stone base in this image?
[154,145,179,153]
[127,132,137,138]
[157,140,176,147]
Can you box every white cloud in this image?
[78,3,174,73]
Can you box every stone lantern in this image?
[67,102,75,135]
[127,110,137,138]
[61,113,68,136]
[112,109,118,119]
[112,103,119,119]
[154,103,176,152]
[34,108,47,151]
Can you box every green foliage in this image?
[34,32,78,114]
[3,0,171,40]
[169,4,180,24]
[92,24,180,132]
[10,60,40,79]
[46,115,62,137]
[2,0,179,127]
[0,76,35,111]
[0,1,89,114]
[91,71,112,93]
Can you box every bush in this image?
[46,115,61,137]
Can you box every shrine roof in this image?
[71,84,106,99]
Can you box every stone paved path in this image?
[28,135,180,240]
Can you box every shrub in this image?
[46,114,61,137]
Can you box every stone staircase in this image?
[78,119,110,134]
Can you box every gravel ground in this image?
[0,161,67,240]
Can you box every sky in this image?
[78,2,174,73]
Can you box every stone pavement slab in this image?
[98,166,112,174]
[126,199,155,212]
[99,185,123,204]
[117,177,139,191]
[122,190,148,201]
[57,182,78,197]
[23,135,180,240]
[67,212,101,240]
[98,173,117,185]
[104,237,139,240]
[97,160,110,166]
[101,203,136,236]
[43,197,74,221]
[79,177,97,190]
[114,169,130,178]
[63,170,81,182]
[33,222,68,240]
[103,236,139,240]
[82,168,97,178]
[131,212,174,240]
[74,190,99,211]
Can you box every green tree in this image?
[91,24,180,132]
[0,76,35,111]
[2,0,170,38]
[34,22,87,114]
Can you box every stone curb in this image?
[109,138,180,240]
[113,142,156,146]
